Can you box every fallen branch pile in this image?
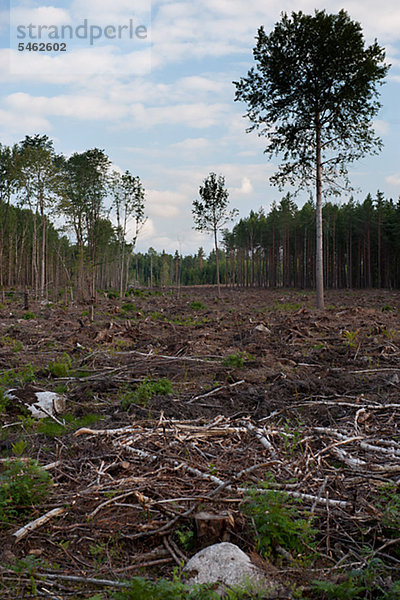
[1,389,399,600]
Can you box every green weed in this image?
[242,480,316,560]
[313,559,400,599]
[0,459,52,525]
[121,302,137,313]
[343,329,359,347]
[374,483,400,539]
[312,577,365,599]
[381,304,394,312]
[175,526,195,551]
[111,572,272,600]
[47,353,72,378]
[11,439,28,456]
[223,351,253,368]
[120,378,173,410]
[0,335,23,352]
[37,413,103,437]
[189,300,207,310]
[281,421,304,456]
[107,290,119,299]
[16,363,37,384]
[273,302,302,312]
[22,311,36,320]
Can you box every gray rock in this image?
[184,542,282,597]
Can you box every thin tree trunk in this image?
[315,114,324,309]
[40,202,46,298]
[214,225,221,297]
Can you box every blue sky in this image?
[1,0,400,254]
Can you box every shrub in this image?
[242,483,316,559]
[112,575,271,599]
[47,353,72,378]
[223,351,252,368]
[107,290,119,299]
[22,311,36,320]
[37,413,102,437]
[190,301,207,310]
[374,483,400,540]
[121,302,137,313]
[120,378,173,410]
[0,459,52,525]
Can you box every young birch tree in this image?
[110,170,146,297]
[192,172,237,297]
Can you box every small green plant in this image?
[374,483,400,539]
[16,363,37,385]
[312,577,365,599]
[47,353,72,378]
[280,419,304,456]
[223,351,252,368]
[175,526,195,551]
[22,311,36,320]
[0,335,23,352]
[242,480,316,559]
[190,300,207,310]
[120,378,173,410]
[121,302,137,313]
[382,328,396,340]
[107,290,119,299]
[0,389,9,414]
[5,555,48,597]
[89,541,107,567]
[343,329,359,347]
[11,439,28,456]
[116,339,130,351]
[273,301,302,312]
[37,413,102,437]
[381,304,394,312]
[208,463,218,475]
[111,572,272,600]
[54,382,68,395]
[0,459,52,525]
[312,559,400,600]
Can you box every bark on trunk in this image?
[315,113,324,310]
[214,226,221,297]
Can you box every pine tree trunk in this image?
[315,114,324,309]
[214,225,221,297]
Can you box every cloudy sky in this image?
[1,0,400,254]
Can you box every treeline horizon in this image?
[0,136,145,302]
[2,164,400,295]
[133,192,400,290]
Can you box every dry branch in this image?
[13,507,66,542]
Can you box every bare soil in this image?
[1,287,399,598]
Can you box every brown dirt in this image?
[0,287,399,598]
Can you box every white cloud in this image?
[11,6,72,27]
[5,91,128,121]
[129,102,230,128]
[0,108,51,134]
[5,44,151,80]
[373,119,389,135]
[386,174,400,186]
[230,176,253,195]
[137,218,156,240]
[146,189,187,218]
